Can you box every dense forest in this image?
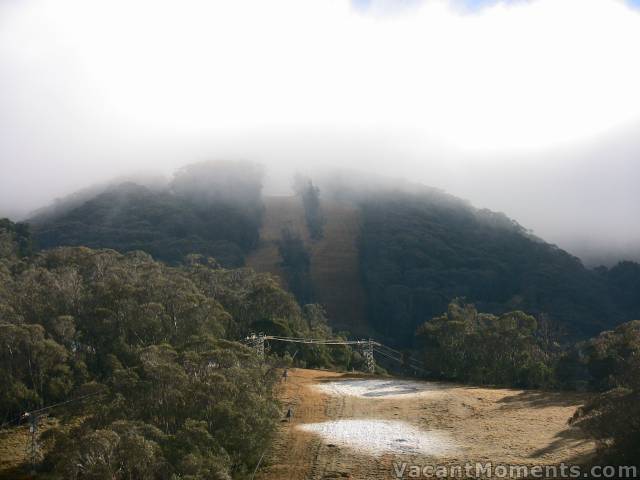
[277,227,314,305]
[26,164,640,347]
[30,162,266,268]
[3,161,640,472]
[0,219,358,479]
[357,189,640,344]
[293,175,325,240]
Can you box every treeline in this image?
[275,175,324,305]
[293,175,324,240]
[30,161,266,267]
[418,299,640,466]
[418,300,556,388]
[27,168,640,345]
[570,321,640,466]
[277,227,314,305]
[0,220,357,479]
[358,190,640,344]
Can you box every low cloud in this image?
[0,0,639,262]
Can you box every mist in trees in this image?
[293,175,324,240]
[171,160,265,225]
[277,227,314,305]
[357,189,640,346]
[30,161,267,267]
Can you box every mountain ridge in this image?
[23,169,640,345]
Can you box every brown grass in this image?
[256,369,596,480]
[0,415,60,480]
[246,196,369,335]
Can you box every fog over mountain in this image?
[2,3,640,472]
[1,0,639,265]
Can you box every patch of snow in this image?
[314,379,445,399]
[297,419,455,456]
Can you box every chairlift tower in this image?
[242,334,425,376]
[256,333,265,359]
[363,339,375,374]
[22,412,39,475]
[247,333,265,360]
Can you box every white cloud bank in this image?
[1,0,639,261]
[3,0,639,150]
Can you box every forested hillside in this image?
[4,169,640,473]
[30,162,265,267]
[357,189,640,344]
[26,164,640,346]
[0,219,356,478]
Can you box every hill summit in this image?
[26,162,640,345]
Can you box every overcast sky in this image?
[1,0,639,264]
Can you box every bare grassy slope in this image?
[246,196,368,335]
[257,369,596,480]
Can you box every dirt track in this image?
[257,369,595,480]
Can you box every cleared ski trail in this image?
[257,369,595,480]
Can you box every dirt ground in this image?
[256,369,596,480]
[0,416,60,480]
[245,195,369,336]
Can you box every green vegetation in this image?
[293,175,324,240]
[5,164,640,471]
[358,190,640,344]
[418,299,640,466]
[0,219,353,479]
[417,299,556,388]
[31,161,266,268]
[277,227,314,305]
[570,321,640,466]
[29,169,640,345]
[0,218,32,258]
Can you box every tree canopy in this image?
[0,219,355,479]
[30,161,266,267]
[358,190,640,344]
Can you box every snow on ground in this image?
[313,378,445,399]
[297,419,455,456]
